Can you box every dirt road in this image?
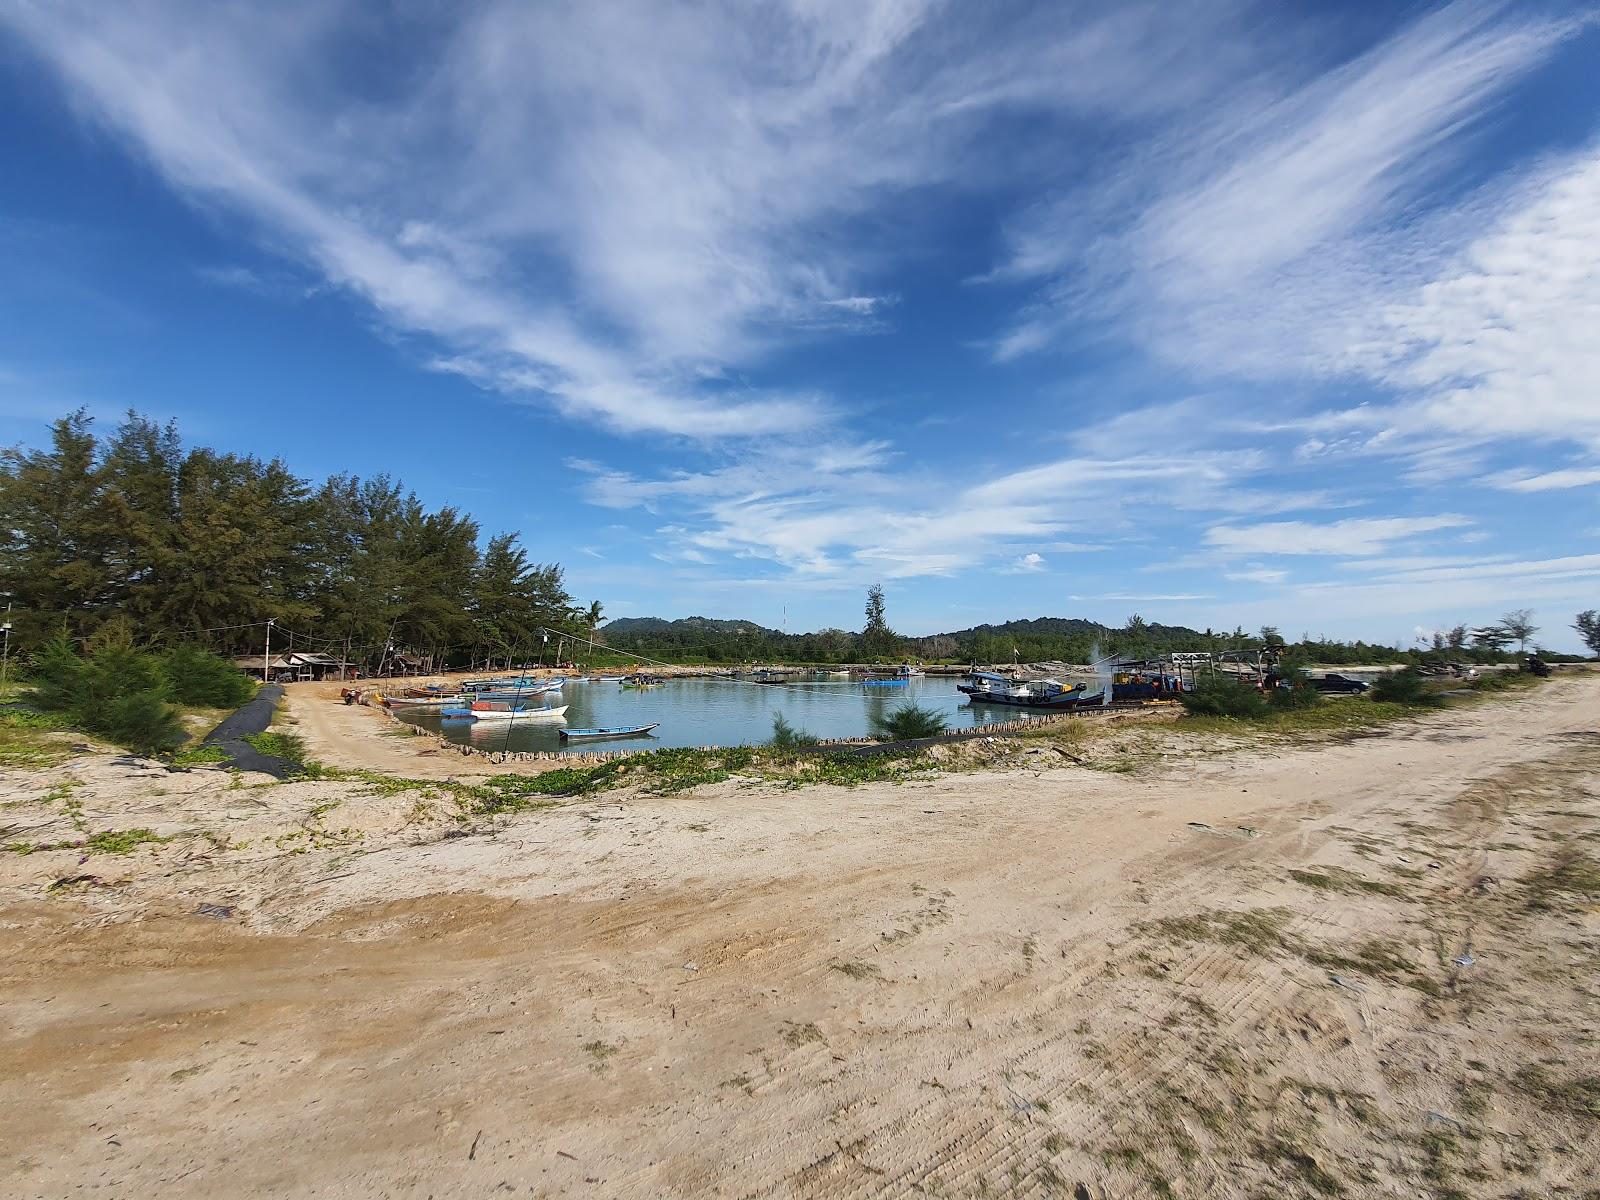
[3,678,1597,1197]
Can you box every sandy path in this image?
[281,678,508,779]
[2,678,1597,1197]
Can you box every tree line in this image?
[0,411,600,669]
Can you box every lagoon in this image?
[394,673,1096,753]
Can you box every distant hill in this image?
[602,615,782,639]
[938,616,1206,642]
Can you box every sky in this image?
[2,1,1598,650]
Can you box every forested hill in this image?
[598,614,1423,666]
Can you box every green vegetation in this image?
[1140,908,1296,957]
[162,644,256,708]
[1369,668,1445,707]
[1576,610,1600,657]
[30,629,186,755]
[0,409,600,672]
[6,827,170,856]
[168,742,230,766]
[871,702,948,741]
[1288,867,1403,897]
[769,710,818,748]
[1521,850,1600,913]
[1510,1064,1600,1119]
[0,707,73,768]
[1178,675,1271,719]
[242,730,310,765]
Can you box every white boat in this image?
[467,704,568,722]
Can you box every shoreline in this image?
[1,675,1593,1197]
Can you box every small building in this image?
[234,651,350,682]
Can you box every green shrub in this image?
[1179,674,1270,719]
[162,645,255,708]
[28,631,184,755]
[98,690,186,755]
[1369,668,1443,707]
[1268,658,1322,711]
[771,711,818,748]
[871,703,948,741]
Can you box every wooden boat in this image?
[381,692,464,708]
[959,672,1098,709]
[559,723,660,741]
[440,703,568,721]
[472,703,568,722]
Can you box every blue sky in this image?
[2,1,1598,649]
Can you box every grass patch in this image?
[0,708,77,768]
[831,960,882,981]
[1139,907,1295,956]
[168,742,230,766]
[6,827,171,856]
[242,730,309,765]
[1522,849,1600,912]
[1254,1133,1343,1196]
[1510,1065,1600,1118]
[1305,938,1417,983]
[1288,867,1403,897]
[781,1020,824,1048]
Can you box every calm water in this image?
[394,673,1098,753]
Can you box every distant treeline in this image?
[0,411,600,668]
[598,613,1544,666]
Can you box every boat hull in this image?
[560,723,660,741]
[960,687,1104,710]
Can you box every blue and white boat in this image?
[439,701,568,722]
[560,723,660,741]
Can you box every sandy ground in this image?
[2,677,1597,1198]
[282,677,509,779]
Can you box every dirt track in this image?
[2,678,1597,1198]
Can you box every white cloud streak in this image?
[1206,515,1474,557]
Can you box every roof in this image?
[233,652,346,669]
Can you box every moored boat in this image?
[559,723,660,741]
[469,703,568,722]
[959,672,1099,709]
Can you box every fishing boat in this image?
[559,723,660,741]
[861,676,909,688]
[469,703,568,722]
[381,692,464,709]
[958,672,1100,709]
[595,675,624,683]
[439,702,568,721]
[620,674,660,689]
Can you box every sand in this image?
[2,675,1597,1197]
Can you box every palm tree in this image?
[585,600,605,640]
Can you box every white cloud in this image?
[1205,515,1473,557]
[992,2,1576,368]
[1490,466,1600,492]
[1224,565,1289,585]
[0,0,1252,441]
[1007,552,1046,573]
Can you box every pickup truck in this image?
[1311,673,1371,694]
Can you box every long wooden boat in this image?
[440,703,568,721]
[559,723,660,741]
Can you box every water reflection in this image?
[396,673,1096,753]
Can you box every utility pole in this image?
[0,605,12,689]
[263,618,274,685]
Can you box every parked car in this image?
[1312,672,1370,694]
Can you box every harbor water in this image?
[393,673,1098,754]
